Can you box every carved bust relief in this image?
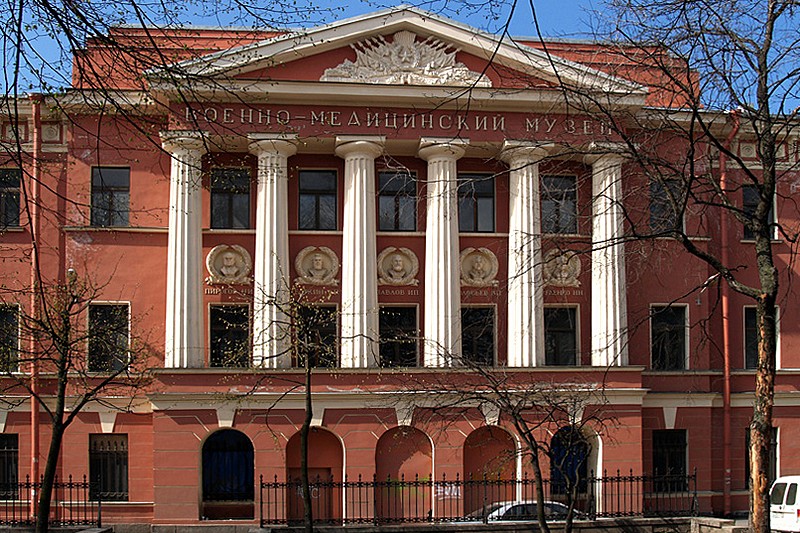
[294,246,340,286]
[460,248,499,287]
[321,30,492,87]
[543,249,582,287]
[206,244,252,285]
[378,247,419,286]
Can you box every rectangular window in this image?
[461,307,494,366]
[746,427,777,488]
[0,168,20,228]
[0,434,18,499]
[379,307,418,367]
[210,305,250,368]
[651,305,687,371]
[211,168,250,229]
[458,174,494,232]
[296,305,338,368]
[744,307,758,370]
[88,304,129,373]
[0,304,19,373]
[541,175,577,234]
[743,184,775,240]
[89,434,128,501]
[91,167,129,227]
[378,171,416,231]
[544,307,578,366]
[649,179,683,233]
[652,429,687,492]
[299,170,337,230]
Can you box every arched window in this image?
[202,429,254,519]
[550,427,590,495]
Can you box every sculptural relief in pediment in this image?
[321,30,492,87]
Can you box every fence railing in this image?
[0,476,100,527]
[260,470,697,526]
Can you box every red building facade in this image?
[1,6,799,525]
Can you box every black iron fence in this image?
[260,469,697,526]
[0,475,100,527]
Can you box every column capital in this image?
[335,136,384,159]
[248,133,298,157]
[418,138,467,162]
[160,131,207,154]
[583,142,629,167]
[500,141,554,165]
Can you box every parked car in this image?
[771,476,800,532]
[465,500,587,522]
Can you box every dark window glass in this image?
[545,307,577,366]
[744,307,758,370]
[550,427,590,494]
[649,179,683,233]
[210,305,250,368]
[652,429,687,492]
[202,429,254,503]
[458,174,494,232]
[0,169,20,228]
[299,170,337,230]
[651,306,686,371]
[542,175,577,234]
[0,434,18,499]
[297,305,338,368]
[461,307,494,366]
[379,307,417,367]
[772,483,788,505]
[746,427,777,488]
[89,434,128,501]
[378,171,416,231]
[743,184,774,239]
[0,304,18,373]
[88,304,129,373]
[91,167,129,227]
[211,168,250,229]
[788,484,798,506]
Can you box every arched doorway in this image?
[201,429,254,520]
[285,427,343,524]
[375,426,432,523]
[550,427,590,509]
[463,426,516,515]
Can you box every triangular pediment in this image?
[148,6,646,99]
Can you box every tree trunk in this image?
[36,422,65,533]
[750,294,777,533]
[300,352,313,533]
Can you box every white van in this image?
[771,476,800,532]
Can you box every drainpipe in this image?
[720,109,740,516]
[28,93,42,506]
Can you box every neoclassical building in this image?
[1,5,799,525]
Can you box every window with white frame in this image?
[378,170,416,231]
[88,303,129,372]
[649,178,683,234]
[0,433,18,499]
[461,306,495,366]
[652,429,688,492]
[89,433,128,501]
[0,168,20,228]
[0,304,19,373]
[209,305,250,368]
[742,184,776,240]
[650,305,687,371]
[296,305,338,368]
[544,307,578,366]
[91,167,129,227]
[379,306,418,367]
[210,168,250,229]
[541,175,577,234]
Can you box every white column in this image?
[502,142,550,367]
[249,134,297,368]
[586,151,629,366]
[161,131,206,368]
[419,138,466,367]
[335,136,384,368]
